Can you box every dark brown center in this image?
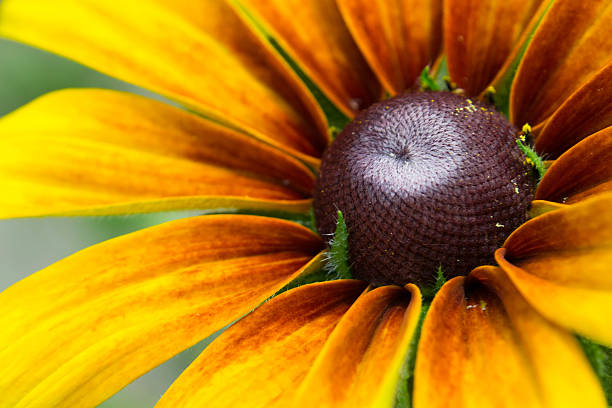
[313,92,535,287]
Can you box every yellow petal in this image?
[294,284,421,407]
[336,0,442,95]
[155,280,368,408]
[232,0,380,116]
[0,0,326,159]
[529,200,567,218]
[0,215,323,408]
[0,89,316,218]
[498,193,612,345]
[0,196,313,219]
[535,62,612,157]
[414,270,606,408]
[445,0,544,95]
[536,128,612,204]
[511,0,612,127]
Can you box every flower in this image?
[0,0,611,407]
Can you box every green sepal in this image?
[395,267,444,408]
[420,58,453,92]
[433,57,451,91]
[263,209,354,299]
[419,65,440,92]
[489,0,555,117]
[421,266,447,301]
[306,205,316,233]
[328,125,342,140]
[324,210,353,280]
[516,124,547,181]
[578,336,612,406]
[394,302,430,408]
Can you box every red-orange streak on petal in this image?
[0,89,317,218]
[235,0,381,116]
[337,0,442,95]
[294,284,421,407]
[536,128,612,203]
[155,280,368,408]
[0,0,327,158]
[0,215,323,407]
[511,0,612,127]
[414,272,606,408]
[444,0,543,96]
[535,63,612,157]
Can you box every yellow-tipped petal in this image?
[294,284,421,407]
[156,280,368,408]
[414,271,606,408]
[445,0,543,95]
[0,0,326,158]
[0,89,316,218]
[0,215,323,408]
[529,200,567,218]
[336,0,442,95]
[498,193,612,345]
[511,0,612,127]
[232,0,380,116]
[536,128,612,204]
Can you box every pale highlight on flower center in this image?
[314,92,536,287]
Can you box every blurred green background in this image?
[0,38,214,407]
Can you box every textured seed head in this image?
[313,92,536,287]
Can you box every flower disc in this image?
[314,92,535,286]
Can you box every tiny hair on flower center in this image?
[313,92,536,287]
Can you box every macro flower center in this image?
[313,92,536,287]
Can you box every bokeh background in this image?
[0,38,216,407]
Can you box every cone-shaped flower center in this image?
[314,92,535,287]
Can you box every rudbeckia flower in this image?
[0,0,611,407]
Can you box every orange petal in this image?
[232,0,380,116]
[0,215,323,407]
[336,0,442,95]
[294,284,421,407]
[414,271,606,408]
[0,0,326,159]
[445,0,544,95]
[535,128,612,204]
[155,280,368,408]
[535,63,612,157]
[511,0,612,127]
[0,89,316,218]
[499,193,612,345]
